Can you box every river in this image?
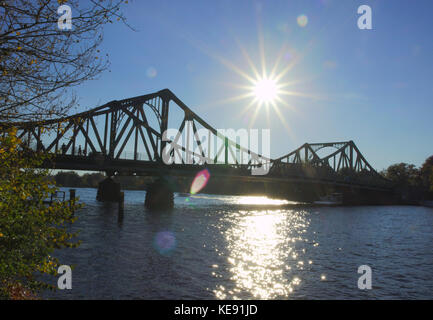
[43,187,433,299]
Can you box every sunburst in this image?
[230,42,302,133]
[184,18,317,135]
[215,35,309,133]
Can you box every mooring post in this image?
[69,189,76,201]
[118,192,124,221]
[69,189,76,214]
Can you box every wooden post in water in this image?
[69,189,76,214]
[118,192,124,222]
[69,189,76,201]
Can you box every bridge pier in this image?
[145,178,174,211]
[96,177,121,202]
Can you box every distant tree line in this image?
[53,172,105,188]
[381,155,433,200]
[52,171,154,190]
[53,155,433,199]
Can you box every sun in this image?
[193,22,314,133]
[253,77,279,104]
[203,40,302,131]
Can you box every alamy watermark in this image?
[57,5,72,31]
[57,265,72,290]
[358,5,372,30]
[358,265,372,290]
[162,124,271,175]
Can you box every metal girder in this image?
[271,140,383,185]
[0,89,387,189]
[0,89,268,172]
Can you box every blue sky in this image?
[73,0,433,171]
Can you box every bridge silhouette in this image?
[0,89,395,209]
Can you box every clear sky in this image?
[72,0,433,171]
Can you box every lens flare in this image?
[297,15,308,27]
[190,169,211,195]
[146,66,157,78]
[154,231,176,255]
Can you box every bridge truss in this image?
[273,141,376,173]
[270,141,389,188]
[0,89,268,173]
[0,89,389,189]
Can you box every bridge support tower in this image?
[145,178,174,211]
[96,177,121,202]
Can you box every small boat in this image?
[314,193,343,206]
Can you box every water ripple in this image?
[44,189,433,299]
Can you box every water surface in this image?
[45,188,433,299]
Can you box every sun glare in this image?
[214,38,304,132]
[253,77,279,104]
[195,18,315,133]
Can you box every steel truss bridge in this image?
[0,89,395,207]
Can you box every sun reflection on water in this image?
[236,196,290,206]
[214,210,310,299]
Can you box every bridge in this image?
[0,89,396,209]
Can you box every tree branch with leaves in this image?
[0,0,130,122]
[0,0,131,299]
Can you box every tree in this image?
[0,0,130,299]
[54,171,82,187]
[383,163,420,188]
[382,162,431,201]
[0,0,129,122]
[420,156,433,197]
[81,172,105,188]
[53,171,106,188]
[0,128,80,299]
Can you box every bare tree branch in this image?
[0,0,131,122]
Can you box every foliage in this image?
[420,156,433,194]
[0,0,129,122]
[382,159,433,200]
[383,163,421,189]
[53,171,156,190]
[0,0,132,299]
[0,127,81,299]
[55,171,90,187]
[54,171,106,188]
